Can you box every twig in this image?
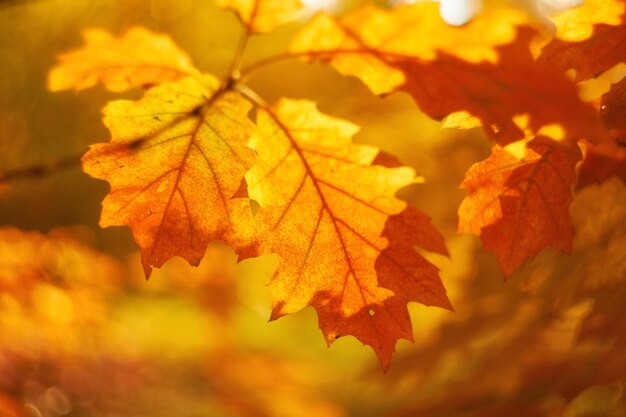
[0,153,84,184]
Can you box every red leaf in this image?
[458,137,582,277]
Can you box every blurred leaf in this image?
[216,0,303,33]
[48,27,199,92]
[290,2,600,145]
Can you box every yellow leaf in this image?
[551,0,625,42]
[539,0,626,82]
[246,99,450,368]
[217,0,303,33]
[291,4,600,144]
[291,3,528,93]
[83,75,257,276]
[47,27,199,92]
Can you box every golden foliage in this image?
[246,99,450,367]
[0,228,346,417]
[551,0,625,42]
[291,3,600,144]
[82,75,257,276]
[28,0,626,374]
[539,0,626,82]
[381,179,626,417]
[216,0,303,33]
[47,27,198,92]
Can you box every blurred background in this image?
[1,0,625,416]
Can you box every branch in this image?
[227,27,253,80]
[0,153,84,184]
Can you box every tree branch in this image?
[0,153,84,184]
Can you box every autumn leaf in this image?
[216,0,302,33]
[577,140,626,190]
[539,0,626,82]
[550,0,625,42]
[82,75,257,276]
[458,137,581,277]
[245,99,450,368]
[0,227,122,301]
[0,227,122,361]
[376,178,626,416]
[47,27,199,92]
[290,3,599,145]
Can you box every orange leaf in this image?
[290,4,600,145]
[246,99,450,368]
[539,0,626,82]
[216,0,302,33]
[458,137,582,277]
[83,75,257,276]
[47,27,199,92]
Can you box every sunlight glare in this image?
[538,0,584,15]
[301,0,339,12]
[392,0,482,26]
[439,0,482,26]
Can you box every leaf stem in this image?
[227,28,252,81]
[1,81,233,186]
[226,0,263,81]
[239,46,441,81]
[238,52,299,79]
[233,82,267,107]
[238,49,390,81]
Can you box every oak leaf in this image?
[538,0,626,82]
[245,99,450,368]
[47,27,198,92]
[82,75,257,276]
[216,0,302,33]
[458,137,581,277]
[290,3,599,144]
